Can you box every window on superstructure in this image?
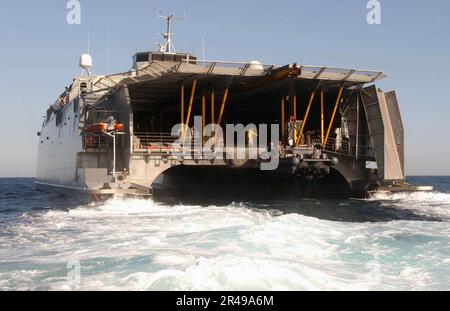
[135,53,149,62]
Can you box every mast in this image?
[157,12,184,53]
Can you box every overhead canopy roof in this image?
[84,59,387,105]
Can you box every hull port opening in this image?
[152,165,353,204]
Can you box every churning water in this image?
[0,177,449,291]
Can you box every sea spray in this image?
[0,179,449,290]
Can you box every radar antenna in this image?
[156,12,185,53]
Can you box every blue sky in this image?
[0,0,449,177]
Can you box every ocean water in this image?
[0,177,449,291]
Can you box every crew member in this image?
[288,116,297,147]
[247,129,258,148]
[106,116,117,131]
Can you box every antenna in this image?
[202,36,205,60]
[87,28,90,54]
[80,28,93,76]
[106,26,110,75]
[156,12,185,53]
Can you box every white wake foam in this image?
[369,191,450,219]
[1,195,450,291]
